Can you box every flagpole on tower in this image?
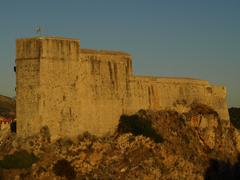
[35,26,43,36]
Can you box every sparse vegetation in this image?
[118,111,164,143]
[0,99,240,179]
[229,107,240,129]
[0,150,38,169]
[52,159,76,180]
[205,156,240,180]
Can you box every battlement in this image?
[15,36,229,139]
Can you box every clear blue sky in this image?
[0,0,239,107]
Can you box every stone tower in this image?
[16,37,80,138]
[16,37,132,139]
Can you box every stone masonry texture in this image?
[15,37,229,140]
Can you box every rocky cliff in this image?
[0,103,240,179]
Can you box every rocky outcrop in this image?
[0,104,239,179]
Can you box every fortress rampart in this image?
[16,37,229,139]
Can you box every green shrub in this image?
[205,156,240,179]
[53,159,76,179]
[117,113,163,143]
[0,150,38,169]
[229,107,240,129]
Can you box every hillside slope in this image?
[0,95,15,118]
[0,104,240,179]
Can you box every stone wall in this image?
[16,37,229,140]
[16,39,41,137]
[126,76,229,122]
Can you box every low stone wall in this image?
[126,76,229,123]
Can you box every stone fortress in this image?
[16,37,229,140]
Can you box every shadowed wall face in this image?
[16,37,229,140]
[16,39,41,137]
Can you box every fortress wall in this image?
[16,37,134,139]
[126,76,229,122]
[204,85,229,123]
[16,37,229,139]
[76,51,132,135]
[16,39,41,59]
[126,76,207,112]
[40,37,80,60]
[16,39,41,137]
[39,38,81,139]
